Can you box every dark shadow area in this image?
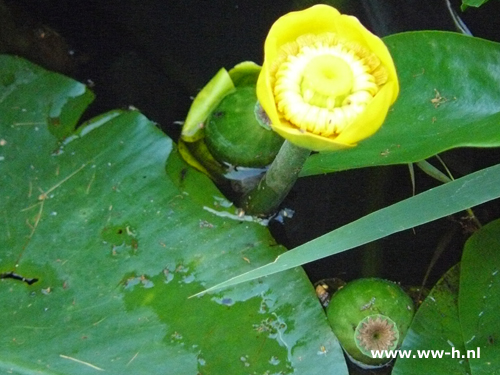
[2,0,500,291]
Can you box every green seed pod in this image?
[205,86,284,168]
[326,278,414,368]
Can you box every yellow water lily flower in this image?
[257,5,399,151]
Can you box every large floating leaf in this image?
[301,31,500,176]
[0,55,347,374]
[394,219,500,375]
[392,265,469,374]
[459,219,500,374]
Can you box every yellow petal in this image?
[333,16,399,102]
[334,82,397,145]
[257,4,399,152]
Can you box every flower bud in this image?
[179,62,284,183]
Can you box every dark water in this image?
[3,0,500,287]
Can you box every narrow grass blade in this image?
[194,163,500,296]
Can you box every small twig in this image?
[86,170,96,194]
[59,354,105,371]
[17,164,87,265]
[126,352,139,366]
[12,122,45,126]
[39,163,87,200]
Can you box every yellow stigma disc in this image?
[301,55,354,109]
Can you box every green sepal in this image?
[205,86,284,168]
[181,68,235,142]
[181,61,262,143]
[180,61,275,181]
[228,61,262,86]
[177,139,228,184]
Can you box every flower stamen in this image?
[271,32,388,137]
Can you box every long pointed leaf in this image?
[196,162,500,295]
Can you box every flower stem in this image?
[241,140,311,216]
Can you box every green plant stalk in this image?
[360,167,390,278]
[241,140,310,216]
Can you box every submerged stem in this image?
[241,140,310,216]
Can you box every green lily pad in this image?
[0,55,347,374]
[301,31,500,176]
[392,264,470,374]
[393,219,500,375]
[459,219,500,374]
